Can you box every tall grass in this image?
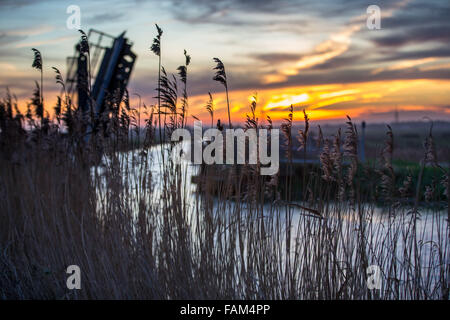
[0,29,448,300]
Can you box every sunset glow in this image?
[185,79,450,124]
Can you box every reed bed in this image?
[0,28,448,299]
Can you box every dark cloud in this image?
[0,0,37,9]
[166,0,409,22]
[164,0,417,28]
[310,54,364,70]
[250,52,301,64]
[264,68,450,90]
[84,12,126,25]
[0,33,27,46]
[249,51,364,71]
[164,0,341,28]
[0,48,29,59]
[366,0,450,48]
[375,47,450,62]
[372,26,450,47]
[168,0,306,19]
[381,1,450,29]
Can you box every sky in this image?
[1,0,450,125]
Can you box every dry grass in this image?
[0,30,448,300]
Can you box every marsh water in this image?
[92,142,449,296]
